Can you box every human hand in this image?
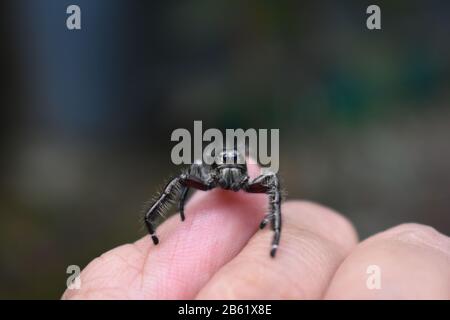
[62,165,450,299]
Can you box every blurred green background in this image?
[1,0,450,298]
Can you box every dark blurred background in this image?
[1,0,449,298]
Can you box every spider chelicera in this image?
[144,149,282,257]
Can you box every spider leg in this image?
[245,173,282,257]
[178,186,189,221]
[177,173,215,220]
[177,162,215,222]
[144,176,182,245]
[144,171,214,245]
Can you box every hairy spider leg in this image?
[144,176,182,245]
[178,186,189,221]
[178,162,214,221]
[245,173,282,257]
[144,167,214,245]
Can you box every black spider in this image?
[144,149,282,257]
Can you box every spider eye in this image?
[222,151,238,163]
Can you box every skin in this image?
[62,165,450,299]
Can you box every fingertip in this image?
[324,223,450,299]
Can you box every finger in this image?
[324,223,450,299]
[196,201,358,299]
[63,163,267,299]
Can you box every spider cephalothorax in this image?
[144,149,282,257]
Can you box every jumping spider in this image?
[144,149,282,257]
